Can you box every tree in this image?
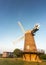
[40,54,46,60]
[13,49,22,58]
[0,54,2,58]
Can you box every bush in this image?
[13,49,22,58]
[40,54,46,60]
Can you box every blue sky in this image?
[0,0,46,53]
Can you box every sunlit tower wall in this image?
[24,31,37,52]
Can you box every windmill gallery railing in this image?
[37,49,45,54]
[22,49,45,54]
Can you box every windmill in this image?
[18,22,39,52]
[14,22,43,62]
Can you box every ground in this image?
[0,58,46,65]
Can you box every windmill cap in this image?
[25,30,31,33]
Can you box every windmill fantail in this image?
[31,24,40,35]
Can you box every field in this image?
[0,58,46,65]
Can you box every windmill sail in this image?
[18,21,25,33]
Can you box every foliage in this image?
[40,54,46,60]
[0,54,2,58]
[13,49,23,58]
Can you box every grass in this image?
[0,58,46,65]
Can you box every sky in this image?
[0,0,46,53]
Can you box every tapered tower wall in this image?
[24,32,37,52]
